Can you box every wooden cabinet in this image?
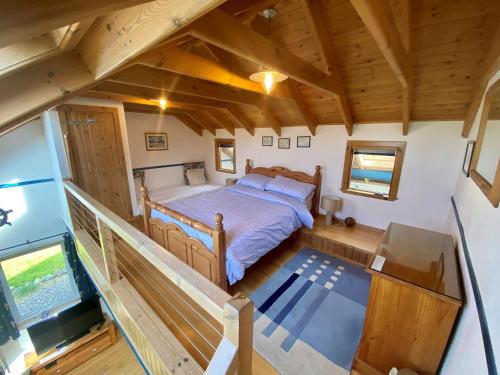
[353,223,462,375]
[27,321,116,375]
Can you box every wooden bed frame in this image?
[142,159,322,290]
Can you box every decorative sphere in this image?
[345,217,356,227]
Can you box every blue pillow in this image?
[237,173,273,190]
[265,175,316,201]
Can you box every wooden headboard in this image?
[245,159,322,217]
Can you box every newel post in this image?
[223,294,254,375]
[141,186,151,237]
[245,159,251,174]
[213,213,228,291]
[97,218,120,283]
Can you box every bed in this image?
[141,159,322,290]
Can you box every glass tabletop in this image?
[371,223,462,301]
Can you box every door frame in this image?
[57,104,133,220]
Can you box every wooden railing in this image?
[63,181,253,375]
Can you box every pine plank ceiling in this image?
[0,0,499,137]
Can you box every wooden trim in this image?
[341,141,406,201]
[286,80,318,136]
[469,79,500,208]
[215,138,236,174]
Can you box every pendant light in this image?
[249,8,288,94]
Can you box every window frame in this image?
[341,140,406,201]
[0,240,80,329]
[214,138,236,174]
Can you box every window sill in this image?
[216,169,237,174]
[341,188,397,201]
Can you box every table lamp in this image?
[320,195,341,225]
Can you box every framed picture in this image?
[145,133,168,151]
[278,138,290,149]
[262,136,273,147]
[297,136,311,148]
[462,140,475,177]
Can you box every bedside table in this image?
[226,178,238,186]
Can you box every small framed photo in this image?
[462,140,475,177]
[262,136,273,147]
[145,133,168,151]
[297,136,311,148]
[278,138,290,149]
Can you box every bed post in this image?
[312,165,322,217]
[245,159,251,175]
[212,213,228,291]
[141,186,151,237]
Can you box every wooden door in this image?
[59,104,132,220]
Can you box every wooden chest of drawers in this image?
[353,223,462,375]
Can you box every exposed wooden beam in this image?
[50,19,97,52]
[286,80,318,135]
[300,0,353,135]
[0,0,152,48]
[462,23,500,138]
[0,0,224,134]
[401,0,411,136]
[350,0,410,88]
[164,107,217,135]
[135,46,292,100]
[260,108,281,136]
[224,104,255,136]
[205,109,235,135]
[188,9,345,97]
[0,52,94,135]
[77,0,224,79]
[0,35,59,77]
[170,113,204,136]
[220,0,278,18]
[111,65,267,106]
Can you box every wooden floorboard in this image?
[68,333,145,375]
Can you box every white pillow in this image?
[186,168,207,186]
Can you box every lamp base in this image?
[325,212,342,226]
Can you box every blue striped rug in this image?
[251,248,371,374]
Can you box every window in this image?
[341,141,406,201]
[0,242,79,328]
[215,138,236,173]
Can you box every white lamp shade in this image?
[321,195,341,212]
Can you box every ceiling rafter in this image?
[188,9,346,97]
[135,45,292,101]
[0,0,225,135]
[286,80,318,135]
[0,0,152,48]
[111,65,271,106]
[400,0,412,136]
[205,109,235,135]
[461,23,500,138]
[202,41,283,136]
[350,0,410,87]
[224,103,255,136]
[350,0,411,135]
[300,0,352,135]
[170,112,204,136]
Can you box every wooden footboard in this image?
[141,186,227,291]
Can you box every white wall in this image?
[0,119,65,253]
[124,112,209,196]
[205,122,464,232]
[441,72,500,374]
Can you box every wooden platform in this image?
[297,215,385,267]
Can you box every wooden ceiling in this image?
[0,0,499,138]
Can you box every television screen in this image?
[28,295,104,355]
